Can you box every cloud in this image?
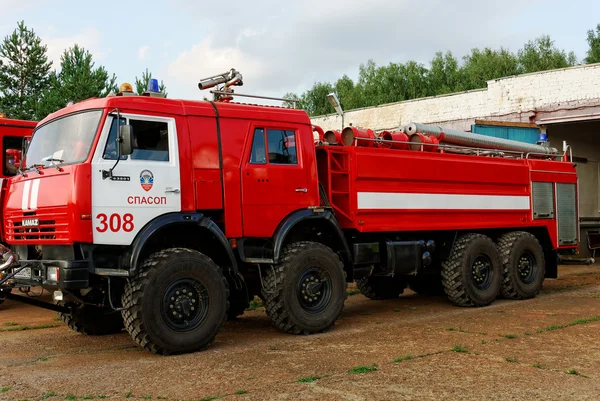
[166,35,264,100]
[42,27,106,69]
[167,0,545,102]
[138,45,150,60]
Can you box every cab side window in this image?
[249,128,266,164]
[103,118,169,162]
[3,136,24,176]
[130,119,169,161]
[267,129,297,164]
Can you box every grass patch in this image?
[447,327,469,333]
[503,334,518,339]
[296,376,320,383]
[346,288,361,296]
[41,392,58,399]
[348,364,377,374]
[505,357,518,363]
[565,368,589,377]
[247,376,255,380]
[393,354,413,363]
[481,340,487,344]
[532,362,544,369]
[245,299,264,311]
[450,345,467,353]
[65,395,77,401]
[1,386,12,393]
[143,396,152,400]
[524,332,531,336]
[235,390,248,395]
[81,397,93,400]
[537,316,600,334]
[199,395,221,401]
[96,396,108,399]
[124,390,133,398]
[4,321,18,326]
[1,323,59,333]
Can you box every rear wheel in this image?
[121,248,228,355]
[59,303,124,335]
[441,233,502,307]
[356,276,406,300]
[262,241,347,334]
[497,232,545,299]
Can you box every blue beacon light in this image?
[147,78,159,93]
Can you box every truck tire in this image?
[262,241,347,334]
[497,231,545,299]
[59,304,124,335]
[121,248,229,355]
[356,276,406,300]
[441,233,502,307]
[408,271,445,296]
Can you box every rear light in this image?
[47,266,60,282]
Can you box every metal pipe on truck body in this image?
[403,122,558,155]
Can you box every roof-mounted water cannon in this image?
[198,68,243,102]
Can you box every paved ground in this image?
[1,264,599,401]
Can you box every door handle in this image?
[295,188,308,193]
[165,187,180,194]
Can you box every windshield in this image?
[25,110,102,168]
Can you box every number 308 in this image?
[96,213,134,233]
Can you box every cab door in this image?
[241,126,310,237]
[91,113,181,245]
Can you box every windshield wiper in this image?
[45,158,64,171]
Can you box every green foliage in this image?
[348,364,377,374]
[135,68,167,97]
[585,24,600,64]
[296,376,320,383]
[517,35,577,73]
[0,21,52,120]
[450,345,467,353]
[393,354,413,363]
[37,44,117,119]
[289,31,586,116]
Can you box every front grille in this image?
[6,208,70,243]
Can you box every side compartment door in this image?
[241,126,310,237]
[91,113,181,245]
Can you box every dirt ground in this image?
[1,265,600,401]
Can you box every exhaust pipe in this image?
[404,122,558,155]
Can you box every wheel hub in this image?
[297,268,332,313]
[471,254,493,290]
[162,279,208,332]
[517,251,537,284]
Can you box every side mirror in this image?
[119,125,134,155]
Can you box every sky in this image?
[1,0,600,106]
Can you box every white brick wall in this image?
[311,64,600,132]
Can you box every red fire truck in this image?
[0,116,36,305]
[0,70,578,355]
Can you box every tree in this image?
[37,44,118,119]
[135,68,167,97]
[461,47,520,90]
[585,24,600,64]
[0,21,52,120]
[427,51,462,96]
[517,35,577,73]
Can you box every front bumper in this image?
[3,259,90,290]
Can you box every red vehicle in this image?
[0,71,578,355]
[0,117,36,305]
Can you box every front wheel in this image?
[262,241,347,334]
[121,248,229,355]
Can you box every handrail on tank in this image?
[323,135,572,161]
